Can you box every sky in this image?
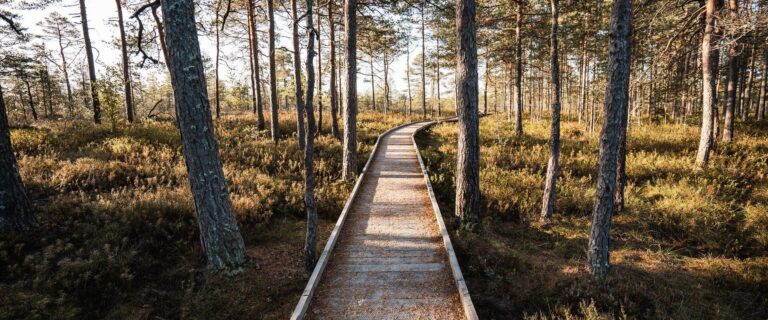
[17,0,453,99]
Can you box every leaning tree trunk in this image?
[22,78,38,121]
[292,0,306,150]
[247,0,265,130]
[341,0,358,182]
[587,0,632,280]
[454,0,480,227]
[540,0,561,224]
[514,1,523,135]
[303,0,319,273]
[695,0,721,167]
[0,83,37,232]
[56,25,75,114]
[328,0,340,139]
[116,0,134,123]
[160,0,247,271]
[79,0,101,124]
[267,0,280,142]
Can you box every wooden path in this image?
[292,122,477,320]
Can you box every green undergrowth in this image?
[0,111,420,319]
[416,114,768,319]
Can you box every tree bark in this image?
[341,0,358,182]
[268,0,280,142]
[214,0,222,119]
[160,0,247,271]
[116,0,134,123]
[514,2,523,135]
[54,21,74,114]
[421,3,427,118]
[454,0,480,227]
[317,3,323,133]
[742,46,755,121]
[540,0,561,224]
[291,0,306,149]
[695,0,721,167]
[758,48,767,121]
[246,0,265,130]
[588,0,632,280]
[150,3,170,65]
[79,0,101,124]
[0,83,37,232]
[303,0,319,273]
[724,49,738,142]
[328,0,340,138]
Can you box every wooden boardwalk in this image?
[293,122,476,320]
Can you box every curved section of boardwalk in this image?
[305,123,466,319]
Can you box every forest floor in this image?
[415,115,768,319]
[0,111,422,319]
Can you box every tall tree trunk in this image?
[22,79,38,121]
[407,34,413,115]
[79,0,101,124]
[724,49,738,142]
[484,58,489,114]
[247,0,265,130]
[341,0,358,182]
[540,0,561,224]
[695,0,721,167]
[329,0,340,138]
[578,30,588,124]
[214,0,222,119]
[292,0,306,149]
[759,48,767,121]
[514,1,523,135]
[588,0,632,280]
[370,51,376,110]
[0,83,37,232]
[742,46,755,121]
[303,0,319,273]
[161,0,247,271]
[421,2,427,118]
[454,0,480,227]
[55,24,74,114]
[116,0,134,123]
[317,3,323,133]
[435,39,441,116]
[268,0,280,142]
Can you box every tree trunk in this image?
[484,58,489,114]
[268,0,280,142]
[407,34,413,115]
[514,2,523,135]
[758,48,767,121]
[116,0,134,123]
[578,31,588,124]
[303,0,319,273]
[742,46,755,121]
[454,0,480,227]
[695,0,721,167]
[56,23,74,114]
[370,52,376,110]
[292,0,306,149]
[160,0,247,271]
[588,0,632,280]
[0,83,37,232]
[317,3,323,133]
[329,0,340,138]
[421,3,427,118]
[247,0,265,130]
[341,0,358,182]
[435,38,441,117]
[724,49,738,142]
[79,0,101,124]
[214,0,222,119]
[22,79,38,121]
[540,0,561,224]
[150,3,170,65]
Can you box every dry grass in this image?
[0,111,421,319]
[416,114,768,319]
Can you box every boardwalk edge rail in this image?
[412,119,480,320]
[290,120,426,320]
